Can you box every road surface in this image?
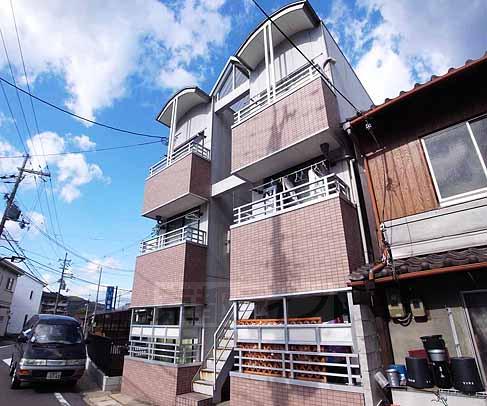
[0,344,90,406]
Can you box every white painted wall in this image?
[0,266,19,336]
[173,103,211,151]
[322,23,373,122]
[384,197,487,259]
[249,25,325,98]
[7,274,44,334]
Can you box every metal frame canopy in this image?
[156,87,210,127]
[235,0,320,71]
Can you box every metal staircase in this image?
[191,301,254,403]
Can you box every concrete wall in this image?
[7,274,43,334]
[385,272,487,365]
[230,196,363,299]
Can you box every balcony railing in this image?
[140,226,207,255]
[233,174,350,225]
[235,322,359,385]
[233,62,320,126]
[148,141,211,178]
[129,323,201,364]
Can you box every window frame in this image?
[5,277,14,292]
[422,114,487,207]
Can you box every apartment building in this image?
[122,2,383,405]
[40,291,68,315]
[348,53,487,405]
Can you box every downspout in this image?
[344,121,388,281]
[348,157,369,264]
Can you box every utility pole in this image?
[93,265,103,318]
[83,293,91,335]
[54,252,69,314]
[114,286,118,310]
[0,154,50,237]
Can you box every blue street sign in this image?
[105,286,115,310]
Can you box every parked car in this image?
[9,314,87,389]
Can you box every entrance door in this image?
[462,290,487,384]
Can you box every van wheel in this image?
[10,371,21,389]
[8,357,14,377]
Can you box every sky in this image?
[0,0,485,307]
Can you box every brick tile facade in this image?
[231,78,339,173]
[230,197,363,299]
[143,153,210,217]
[230,375,365,406]
[122,357,199,406]
[132,243,207,306]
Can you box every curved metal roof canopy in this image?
[156,87,210,127]
[235,1,319,70]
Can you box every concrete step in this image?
[200,368,216,382]
[206,358,225,371]
[193,380,214,397]
[176,392,213,406]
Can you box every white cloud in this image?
[0,0,231,122]
[327,0,487,104]
[0,131,107,202]
[5,210,45,241]
[158,67,199,90]
[72,135,96,151]
[0,112,14,127]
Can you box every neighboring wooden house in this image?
[348,53,487,406]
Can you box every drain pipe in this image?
[348,157,370,264]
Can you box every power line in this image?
[0,139,162,159]
[24,215,135,273]
[248,0,362,115]
[8,3,67,250]
[0,75,167,141]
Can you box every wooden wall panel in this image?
[366,138,438,222]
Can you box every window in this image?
[34,323,83,344]
[29,290,33,300]
[5,277,14,291]
[423,115,487,203]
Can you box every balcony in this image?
[128,305,203,365]
[132,228,207,306]
[140,226,207,255]
[233,174,350,225]
[142,141,211,219]
[231,63,341,182]
[230,175,364,299]
[233,293,360,387]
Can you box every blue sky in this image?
[0,0,485,306]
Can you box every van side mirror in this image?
[17,335,28,343]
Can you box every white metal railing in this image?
[233,174,350,225]
[129,324,202,364]
[148,141,211,178]
[234,322,359,385]
[140,226,207,254]
[235,348,359,385]
[233,62,320,126]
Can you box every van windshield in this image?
[34,323,83,345]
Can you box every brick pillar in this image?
[350,298,386,406]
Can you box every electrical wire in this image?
[0,139,162,158]
[0,75,167,141]
[8,3,67,250]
